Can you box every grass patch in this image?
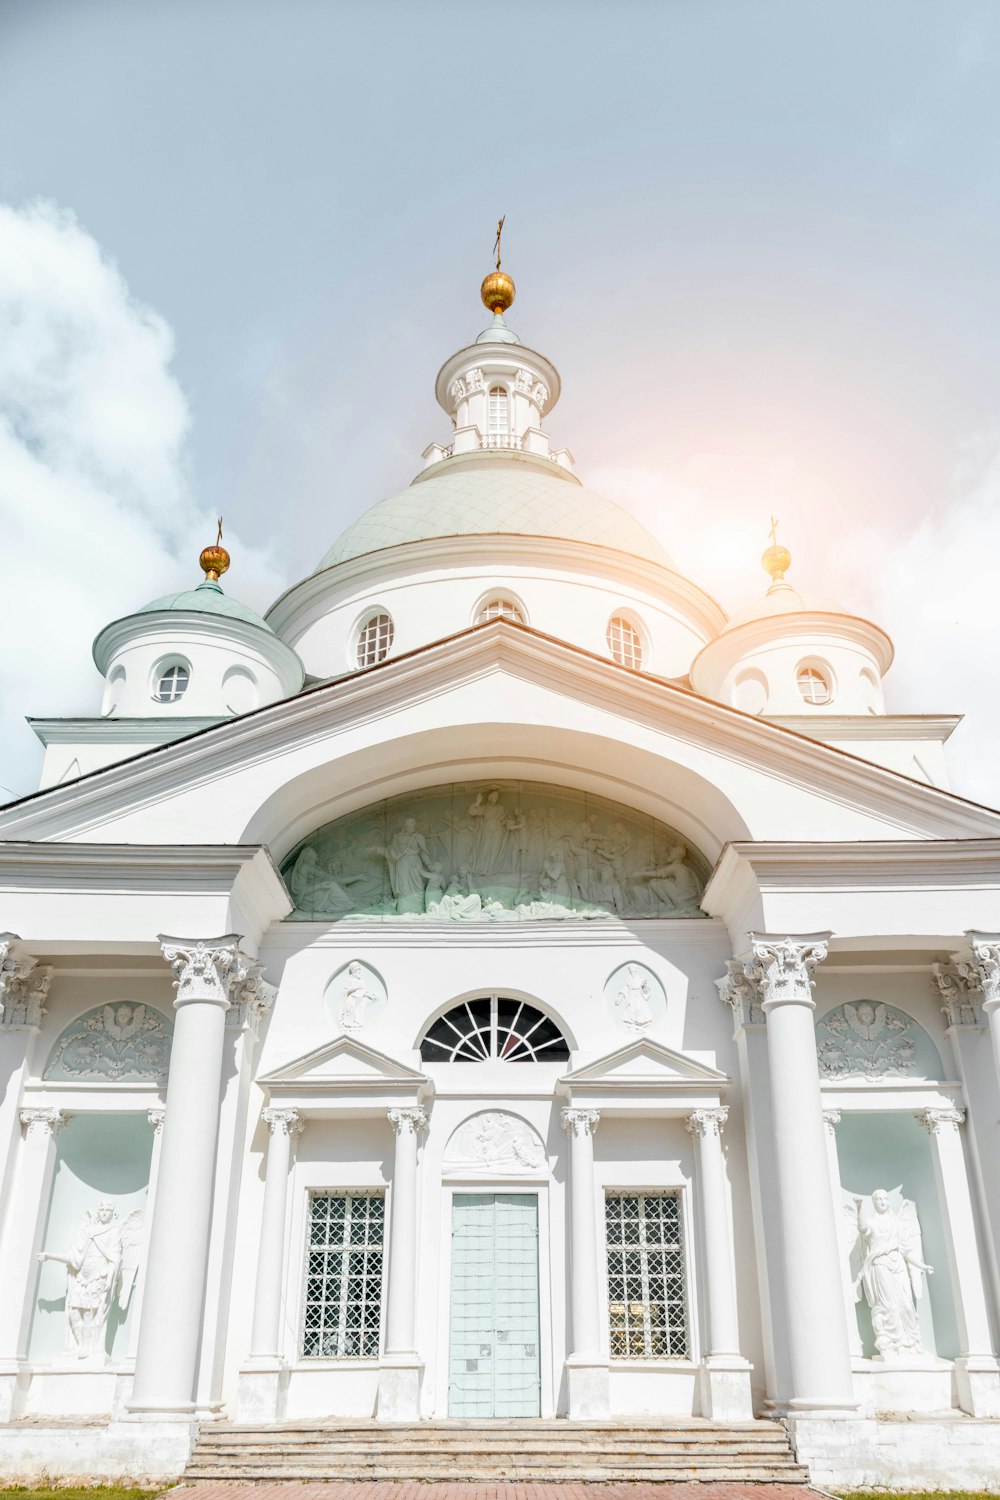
[0,1490,164,1500]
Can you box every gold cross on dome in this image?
[493,215,505,271]
[768,515,779,548]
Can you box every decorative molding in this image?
[715,959,763,1027]
[147,1108,166,1136]
[749,934,830,1009]
[464,367,484,392]
[158,933,255,1009]
[388,1105,427,1137]
[561,1106,600,1139]
[226,967,275,1036]
[685,1107,728,1139]
[915,1106,965,1135]
[44,1003,172,1083]
[822,1109,842,1135]
[443,1111,545,1175]
[448,376,466,403]
[815,1001,920,1080]
[0,933,49,1030]
[262,1107,304,1139]
[933,962,983,1028]
[963,932,1000,1011]
[20,1107,64,1140]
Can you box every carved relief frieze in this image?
[443,1111,546,1175]
[816,1001,918,1080]
[44,1003,173,1083]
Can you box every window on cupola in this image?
[796,665,832,705]
[607,615,643,670]
[152,662,190,703]
[488,385,508,435]
[477,597,525,625]
[356,612,394,669]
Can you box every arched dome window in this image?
[152,660,190,703]
[796,665,832,705]
[420,995,569,1063]
[356,611,394,669]
[607,615,643,670]
[477,597,525,625]
[488,385,508,435]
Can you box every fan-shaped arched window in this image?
[477,597,525,625]
[488,385,509,435]
[356,612,394,669]
[420,995,569,1063]
[607,615,643,670]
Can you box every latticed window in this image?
[606,1191,688,1359]
[796,665,831,705]
[607,615,643,670]
[477,597,525,625]
[153,662,190,703]
[302,1191,384,1358]
[488,385,508,434]
[420,995,569,1063]
[356,612,394,669]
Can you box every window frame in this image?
[419,993,570,1064]
[474,592,528,627]
[795,661,833,706]
[487,382,510,436]
[606,613,646,671]
[354,610,395,670]
[300,1188,386,1361]
[150,657,191,705]
[604,1188,690,1361]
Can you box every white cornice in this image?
[766,715,961,743]
[92,608,304,681]
[691,606,894,675]
[264,532,728,642]
[2,623,1000,844]
[30,717,223,747]
[434,339,562,413]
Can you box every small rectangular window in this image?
[605,1190,688,1359]
[301,1191,385,1359]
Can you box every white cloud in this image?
[0,201,287,799]
[590,454,1000,811]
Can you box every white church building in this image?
[1,263,1000,1489]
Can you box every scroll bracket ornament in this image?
[0,932,51,1031]
[20,1107,64,1141]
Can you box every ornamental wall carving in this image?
[815,1001,943,1081]
[443,1111,546,1176]
[281,779,707,922]
[44,1003,173,1083]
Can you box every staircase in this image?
[183,1417,808,1483]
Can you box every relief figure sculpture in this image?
[38,1201,143,1363]
[615,962,654,1030]
[371,817,433,914]
[846,1188,933,1358]
[467,790,519,875]
[636,843,702,914]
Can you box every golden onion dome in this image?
[481,269,515,315]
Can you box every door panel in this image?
[449,1192,540,1417]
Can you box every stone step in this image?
[195,1434,794,1451]
[185,1469,807,1484]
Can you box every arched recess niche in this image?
[280,777,710,922]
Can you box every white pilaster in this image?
[686,1108,753,1419]
[822,1111,863,1359]
[376,1105,426,1421]
[747,933,856,1413]
[962,933,1000,1093]
[126,1110,166,1364]
[561,1105,609,1418]
[0,1108,63,1419]
[129,935,256,1416]
[0,937,50,1239]
[916,1107,1000,1417]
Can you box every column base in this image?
[565,1355,610,1419]
[376,1354,422,1421]
[698,1357,754,1421]
[236,1360,290,1422]
[954,1355,1000,1417]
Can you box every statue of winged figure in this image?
[38,1201,143,1362]
[842,1187,932,1358]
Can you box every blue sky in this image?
[1,1,999,799]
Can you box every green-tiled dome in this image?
[138,579,275,634]
[318,464,673,570]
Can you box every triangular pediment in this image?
[258,1034,429,1090]
[559,1036,730,1089]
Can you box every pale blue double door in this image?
[448,1193,541,1417]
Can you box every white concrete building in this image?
[1,266,1000,1489]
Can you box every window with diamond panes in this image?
[302,1192,384,1359]
[606,1191,688,1359]
[607,615,643,670]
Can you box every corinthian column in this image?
[561,1106,609,1418]
[962,933,1000,1088]
[745,934,855,1412]
[130,935,258,1415]
[376,1105,427,1421]
[686,1108,753,1419]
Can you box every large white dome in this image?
[317,456,674,571]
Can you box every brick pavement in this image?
[168,1483,826,1500]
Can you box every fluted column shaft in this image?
[249,1110,303,1359]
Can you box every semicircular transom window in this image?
[421,995,569,1063]
[356,612,394,669]
[607,615,643,670]
[477,597,525,625]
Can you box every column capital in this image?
[388,1105,427,1137]
[916,1106,965,1135]
[822,1109,842,1135]
[158,933,256,1009]
[0,933,50,1031]
[262,1107,304,1138]
[226,968,276,1037]
[686,1107,728,1138]
[147,1108,166,1136]
[933,961,984,1028]
[561,1106,600,1138]
[715,960,763,1027]
[748,932,831,1011]
[961,933,1000,1012]
[20,1107,64,1140]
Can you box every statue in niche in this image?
[38,1201,143,1363]
[370,817,433,914]
[635,843,702,914]
[615,963,655,1031]
[845,1188,933,1358]
[339,962,380,1032]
